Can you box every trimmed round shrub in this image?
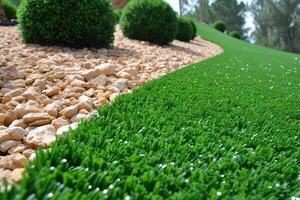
[176,17,194,42]
[17,0,116,48]
[230,31,241,39]
[213,20,226,33]
[120,0,178,45]
[2,0,17,19]
[189,19,197,39]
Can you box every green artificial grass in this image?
[2,23,300,199]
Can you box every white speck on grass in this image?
[109,184,114,189]
[88,185,92,190]
[50,166,55,171]
[103,189,108,194]
[61,159,67,163]
[47,193,53,198]
[217,192,222,196]
[85,168,89,172]
[291,197,300,200]
[125,195,131,200]
[124,141,128,144]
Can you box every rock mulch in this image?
[0,25,223,185]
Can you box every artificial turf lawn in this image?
[2,22,300,200]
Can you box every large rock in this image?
[0,140,21,153]
[96,63,116,76]
[78,95,93,107]
[56,123,78,136]
[24,125,56,148]
[0,127,25,143]
[9,119,28,129]
[113,79,127,91]
[11,168,25,183]
[43,86,60,97]
[43,102,61,118]
[89,75,107,86]
[8,143,28,155]
[60,105,78,118]
[51,117,70,130]
[0,154,28,170]
[2,89,25,104]
[23,113,54,126]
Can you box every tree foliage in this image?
[181,0,247,38]
[251,0,300,53]
[209,0,246,36]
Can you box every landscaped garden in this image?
[0,0,300,199]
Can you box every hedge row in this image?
[17,0,198,48]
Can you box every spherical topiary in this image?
[2,0,17,19]
[120,0,178,45]
[213,20,226,33]
[176,17,194,42]
[188,19,197,39]
[229,31,241,39]
[17,0,116,48]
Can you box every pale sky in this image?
[165,0,255,35]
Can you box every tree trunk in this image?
[111,0,129,9]
[198,0,205,22]
[0,2,6,20]
[179,0,183,16]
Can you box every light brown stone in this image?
[60,106,78,118]
[0,127,25,143]
[24,125,56,148]
[0,154,28,169]
[22,149,36,161]
[43,86,60,97]
[23,113,54,126]
[70,114,86,123]
[51,117,70,130]
[0,140,21,152]
[8,143,28,155]
[11,168,25,183]
[96,63,116,76]
[9,119,28,129]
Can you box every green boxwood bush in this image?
[120,0,178,45]
[2,0,17,19]
[189,19,197,39]
[17,0,116,48]
[229,31,241,39]
[176,17,194,42]
[213,20,226,33]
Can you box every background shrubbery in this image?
[2,0,17,19]
[176,17,194,42]
[120,0,178,45]
[229,31,241,39]
[18,0,116,48]
[213,20,226,32]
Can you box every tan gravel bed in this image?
[0,25,223,185]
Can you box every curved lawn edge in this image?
[1,22,300,199]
